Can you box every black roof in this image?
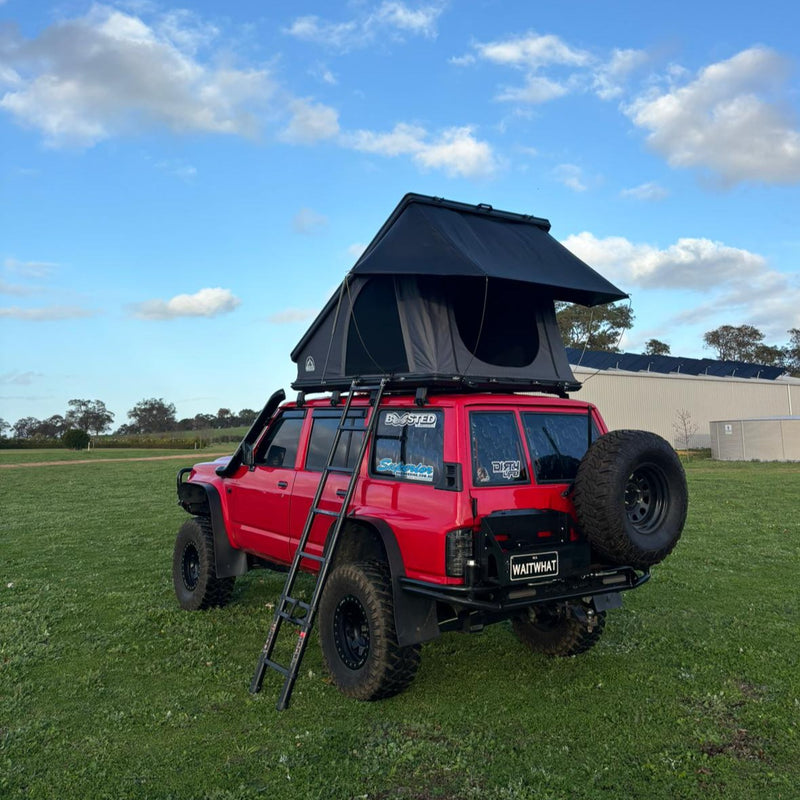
[566,348,786,381]
[349,193,627,307]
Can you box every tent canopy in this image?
[290,194,628,395]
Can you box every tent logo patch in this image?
[305,357,315,372]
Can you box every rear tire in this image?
[172,517,235,610]
[573,430,688,568]
[319,561,420,700]
[512,603,606,656]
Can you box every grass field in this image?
[0,447,233,466]
[1,455,798,799]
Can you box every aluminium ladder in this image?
[249,378,387,710]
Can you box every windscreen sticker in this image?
[491,460,521,480]
[377,458,435,482]
[384,411,437,429]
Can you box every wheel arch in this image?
[337,515,440,648]
[177,478,248,579]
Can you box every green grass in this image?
[0,447,232,465]
[1,460,798,799]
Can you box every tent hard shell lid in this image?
[291,193,628,395]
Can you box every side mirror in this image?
[241,443,255,469]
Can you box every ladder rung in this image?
[263,658,290,677]
[312,508,340,518]
[298,551,325,563]
[282,597,311,612]
[278,610,309,627]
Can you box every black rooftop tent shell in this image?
[291,194,628,395]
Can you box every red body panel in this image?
[186,393,608,586]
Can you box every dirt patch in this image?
[0,453,229,469]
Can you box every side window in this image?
[372,409,444,485]
[254,412,304,468]
[470,411,528,485]
[305,413,365,471]
[521,412,598,482]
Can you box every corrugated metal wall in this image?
[710,418,800,461]
[566,367,800,449]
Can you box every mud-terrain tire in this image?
[512,603,606,656]
[319,561,421,701]
[172,517,235,610]
[574,430,688,569]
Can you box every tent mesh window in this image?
[345,276,409,375]
[451,277,540,368]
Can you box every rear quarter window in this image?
[521,411,598,482]
[371,409,444,485]
[470,411,528,485]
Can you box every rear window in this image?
[521,412,598,482]
[372,409,444,484]
[470,411,528,485]
[305,412,365,472]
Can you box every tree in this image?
[13,417,41,438]
[644,339,671,356]
[63,429,90,450]
[556,301,634,352]
[193,413,216,430]
[127,398,177,433]
[36,415,67,438]
[786,328,800,376]
[0,418,10,438]
[65,399,114,435]
[672,409,699,450]
[238,408,258,426]
[216,408,234,428]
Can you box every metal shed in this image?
[710,417,800,461]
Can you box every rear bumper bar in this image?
[400,566,650,613]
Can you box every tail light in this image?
[446,528,474,577]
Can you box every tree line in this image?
[555,301,800,375]
[0,397,258,441]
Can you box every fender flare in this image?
[179,479,248,579]
[355,514,440,648]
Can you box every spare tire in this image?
[573,430,688,568]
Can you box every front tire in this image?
[172,517,235,610]
[319,561,420,700]
[512,603,606,656]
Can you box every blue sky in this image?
[1,0,799,428]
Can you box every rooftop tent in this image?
[291,194,628,395]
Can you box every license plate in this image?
[509,551,559,581]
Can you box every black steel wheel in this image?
[574,430,688,568]
[319,561,420,701]
[172,517,235,610]
[512,602,606,656]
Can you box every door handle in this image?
[277,480,289,489]
[336,489,347,498]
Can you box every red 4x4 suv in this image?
[174,389,687,701]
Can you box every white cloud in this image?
[0,5,272,147]
[626,47,800,185]
[554,164,587,192]
[280,98,340,144]
[4,257,59,278]
[268,308,317,324]
[593,48,649,100]
[292,208,328,234]
[0,370,43,386]
[496,75,569,104]
[0,305,96,320]
[620,182,669,201]
[132,287,241,320]
[562,232,765,289]
[476,32,591,69]
[347,123,498,178]
[285,2,443,52]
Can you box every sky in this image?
[1,0,799,428]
